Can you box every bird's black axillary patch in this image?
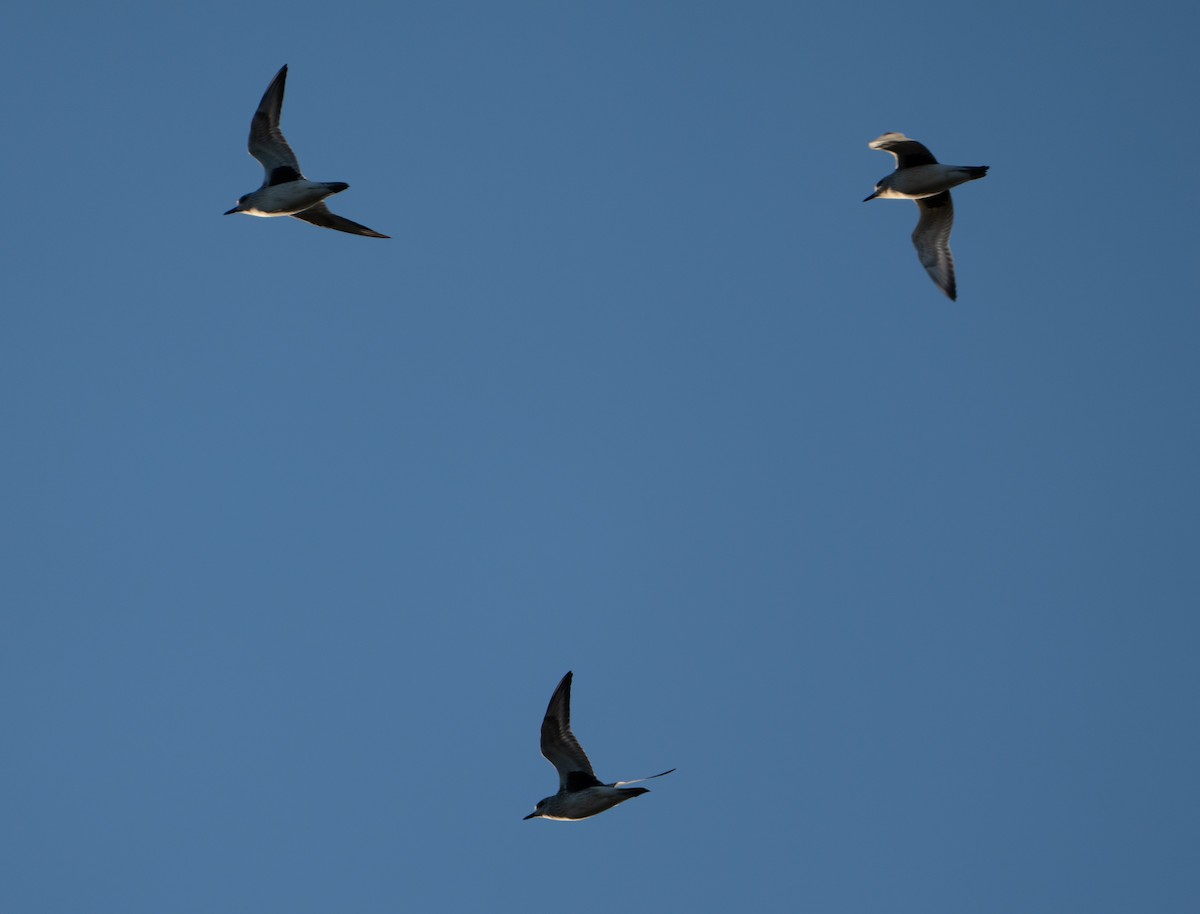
[565,770,603,792]
[268,165,301,186]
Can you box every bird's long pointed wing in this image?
[540,672,600,790]
[249,65,304,185]
[612,768,676,787]
[290,202,389,238]
[869,132,939,169]
[912,191,956,300]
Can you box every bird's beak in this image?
[223,206,240,215]
[863,190,880,202]
[523,812,538,820]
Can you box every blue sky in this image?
[3,1,1198,911]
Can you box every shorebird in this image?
[863,132,988,300]
[524,671,674,821]
[225,65,389,238]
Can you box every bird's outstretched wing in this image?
[291,202,390,238]
[912,191,956,300]
[612,768,676,787]
[249,65,305,185]
[540,672,602,791]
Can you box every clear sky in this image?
[3,1,1198,912]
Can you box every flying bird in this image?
[225,65,389,238]
[524,671,674,821]
[863,132,988,300]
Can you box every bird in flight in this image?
[225,65,389,238]
[863,132,988,300]
[524,671,674,821]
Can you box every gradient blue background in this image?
[3,2,1198,911]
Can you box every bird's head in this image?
[523,798,550,820]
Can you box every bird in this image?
[863,132,988,300]
[524,671,674,821]
[225,65,389,238]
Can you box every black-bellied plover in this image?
[225,65,389,238]
[864,132,988,300]
[524,671,674,821]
